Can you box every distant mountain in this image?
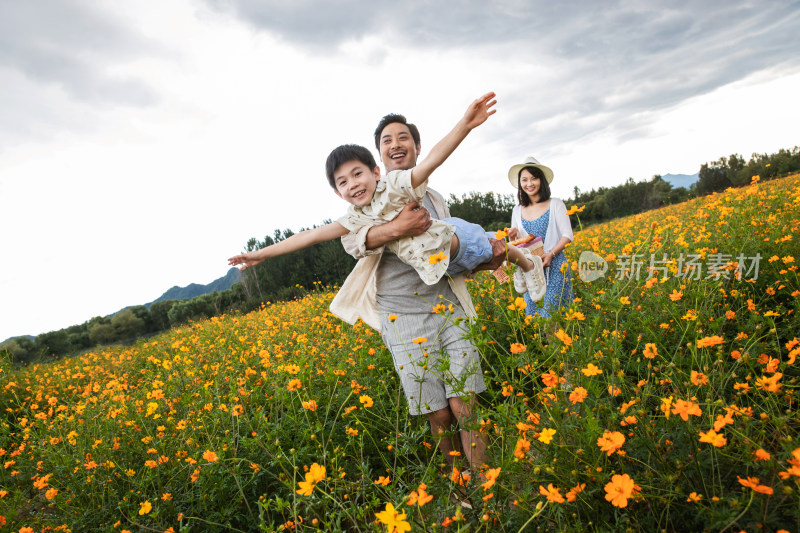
[662,172,699,189]
[147,267,241,306]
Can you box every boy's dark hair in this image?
[325,144,377,190]
[517,166,551,206]
[373,113,421,149]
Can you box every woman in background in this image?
[508,156,574,318]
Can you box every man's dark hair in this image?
[373,113,421,149]
[517,166,551,206]
[325,144,377,190]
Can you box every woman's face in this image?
[519,169,541,201]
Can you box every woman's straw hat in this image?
[508,156,554,188]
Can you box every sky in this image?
[1,0,799,341]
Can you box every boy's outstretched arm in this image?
[410,92,496,189]
[228,222,349,269]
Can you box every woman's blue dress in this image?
[522,210,573,317]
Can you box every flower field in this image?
[2,174,799,532]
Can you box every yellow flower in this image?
[537,428,556,444]
[388,314,398,322]
[698,429,727,448]
[494,228,509,239]
[619,296,630,305]
[581,363,603,376]
[138,501,152,515]
[412,337,427,344]
[375,502,411,533]
[359,395,374,408]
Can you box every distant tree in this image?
[1,337,36,365]
[149,300,176,332]
[697,159,732,195]
[88,317,116,346]
[111,309,146,341]
[35,330,71,358]
[447,191,516,231]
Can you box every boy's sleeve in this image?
[385,169,428,203]
[341,225,383,259]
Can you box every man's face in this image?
[333,160,381,207]
[379,122,420,172]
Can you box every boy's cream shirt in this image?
[330,188,477,331]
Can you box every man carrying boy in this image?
[337,110,503,476]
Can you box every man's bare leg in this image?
[448,396,487,472]
[427,407,459,468]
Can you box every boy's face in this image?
[333,160,381,207]
[379,122,420,172]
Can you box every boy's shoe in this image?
[513,265,527,293]
[522,251,546,301]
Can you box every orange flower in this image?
[604,474,636,508]
[375,476,391,486]
[753,449,771,461]
[406,483,433,506]
[690,371,708,386]
[494,228,509,239]
[302,400,318,411]
[569,387,588,404]
[565,483,586,502]
[554,329,573,346]
[481,467,501,491]
[696,336,724,348]
[642,343,657,359]
[619,296,631,305]
[670,399,702,421]
[513,437,531,458]
[286,378,302,391]
[597,431,625,456]
[669,290,682,301]
[686,492,703,503]
[540,370,561,388]
[297,463,326,495]
[510,342,526,353]
[202,450,218,463]
[737,476,773,495]
[539,483,565,503]
[428,251,447,265]
[755,372,783,393]
[412,337,427,344]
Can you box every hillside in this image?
[147,267,241,306]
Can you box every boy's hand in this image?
[462,92,497,130]
[228,252,262,270]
